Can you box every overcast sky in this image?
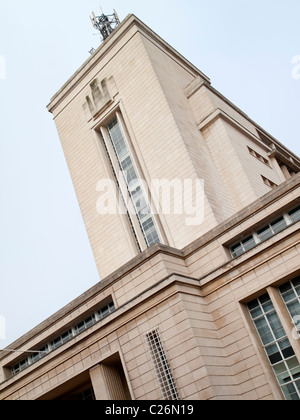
[0,0,299,349]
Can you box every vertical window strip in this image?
[101,133,142,252]
[106,118,160,248]
[248,294,300,400]
[145,329,179,400]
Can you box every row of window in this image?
[262,175,278,189]
[248,277,300,400]
[230,205,300,258]
[248,146,271,167]
[11,301,115,376]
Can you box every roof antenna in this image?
[89,9,120,42]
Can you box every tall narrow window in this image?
[248,294,300,400]
[145,328,179,400]
[106,117,161,248]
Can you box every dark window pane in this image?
[257,225,273,241]
[271,217,287,233]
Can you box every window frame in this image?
[229,207,299,259]
[10,299,116,377]
[100,111,163,250]
[247,290,300,400]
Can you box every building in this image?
[1,13,300,401]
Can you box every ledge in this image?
[1,174,300,363]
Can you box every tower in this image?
[47,13,299,280]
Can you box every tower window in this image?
[105,116,161,248]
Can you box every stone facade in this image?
[1,14,300,400]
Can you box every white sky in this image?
[0,0,299,349]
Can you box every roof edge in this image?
[46,13,210,114]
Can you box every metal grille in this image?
[145,328,179,400]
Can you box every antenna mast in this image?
[90,9,120,42]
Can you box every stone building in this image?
[1,14,300,400]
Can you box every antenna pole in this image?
[89,9,121,42]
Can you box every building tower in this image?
[1,13,300,401]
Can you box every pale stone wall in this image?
[47,15,299,280]
[1,15,300,401]
[1,175,299,400]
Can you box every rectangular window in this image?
[10,300,116,377]
[51,336,63,350]
[262,175,278,188]
[257,217,287,242]
[101,135,142,253]
[229,206,299,259]
[31,345,49,363]
[145,329,179,400]
[248,146,270,167]
[248,294,300,400]
[106,117,161,248]
[230,235,256,258]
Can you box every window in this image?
[248,294,300,400]
[62,330,73,344]
[145,329,179,400]
[229,206,299,259]
[31,345,49,364]
[105,117,161,248]
[230,235,256,258]
[11,359,29,375]
[257,217,287,242]
[79,387,96,401]
[10,300,115,377]
[98,302,115,320]
[248,146,270,167]
[262,175,278,189]
[51,336,63,350]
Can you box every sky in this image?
[0,0,299,349]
